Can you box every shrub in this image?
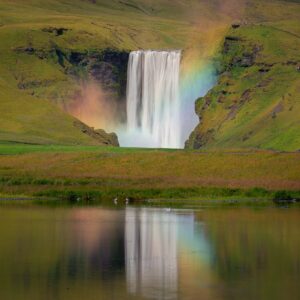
[273,190,293,204]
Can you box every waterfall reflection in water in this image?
[125,208,179,299]
[125,208,213,300]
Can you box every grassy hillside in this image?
[186,0,300,151]
[0,0,241,144]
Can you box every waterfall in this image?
[125,50,181,149]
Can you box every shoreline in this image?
[0,190,299,208]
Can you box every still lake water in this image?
[0,206,299,300]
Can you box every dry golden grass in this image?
[0,147,299,199]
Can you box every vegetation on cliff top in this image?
[186,1,300,151]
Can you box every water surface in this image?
[0,206,299,300]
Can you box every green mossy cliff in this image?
[186,21,300,151]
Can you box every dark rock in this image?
[25,47,35,54]
[232,23,241,29]
[89,62,117,86]
[73,120,119,146]
[14,47,36,54]
[225,36,241,41]
[69,51,86,64]
[257,78,272,88]
[196,97,211,115]
[240,89,252,103]
[42,27,69,36]
[271,102,283,119]
[231,52,256,68]
[55,48,66,67]
[223,36,242,55]
[258,68,270,73]
[242,131,253,141]
[240,55,255,67]
[257,62,274,67]
[273,191,297,205]
[237,45,262,68]
[17,80,54,90]
[217,96,225,103]
[95,129,119,146]
[185,128,215,149]
[286,60,297,65]
[226,104,238,120]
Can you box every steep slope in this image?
[186,0,300,151]
[0,81,119,145]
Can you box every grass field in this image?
[0,144,299,203]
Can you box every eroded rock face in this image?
[66,49,129,98]
[73,120,119,146]
[14,44,125,146]
[15,46,129,101]
[14,46,128,146]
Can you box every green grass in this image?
[0,142,185,156]
[0,144,299,203]
[0,143,160,155]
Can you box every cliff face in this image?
[186,22,300,151]
[2,20,131,146]
[10,45,125,146]
[16,44,129,117]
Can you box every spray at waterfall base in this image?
[66,50,216,149]
[118,50,216,149]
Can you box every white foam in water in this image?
[122,50,181,149]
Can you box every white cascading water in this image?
[125,50,181,148]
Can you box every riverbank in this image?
[0,194,299,209]
[0,144,299,205]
